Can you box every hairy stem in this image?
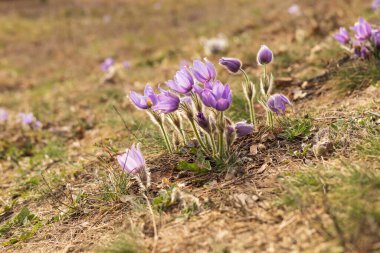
[240,69,257,126]
[143,193,158,253]
[218,111,224,158]
[190,119,208,153]
[158,122,173,154]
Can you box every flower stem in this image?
[240,69,257,126]
[143,192,158,253]
[266,110,274,129]
[208,132,217,156]
[218,112,224,159]
[158,122,173,154]
[240,68,250,84]
[180,128,187,144]
[190,119,208,153]
[248,98,257,127]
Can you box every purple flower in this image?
[152,90,180,114]
[19,112,35,125]
[235,121,254,138]
[192,59,216,84]
[101,57,114,72]
[359,46,370,59]
[123,61,130,69]
[0,108,8,123]
[129,84,158,110]
[180,96,192,105]
[166,67,194,94]
[352,40,370,59]
[219,57,242,74]
[199,80,232,111]
[34,121,42,129]
[352,17,373,41]
[196,112,210,132]
[117,143,145,174]
[372,0,380,10]
[257,45,273,65]
[267,94,291,115]
[288,4,301,15]
[373,32,380,49]
[335,27,350,45]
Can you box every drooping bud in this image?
[235,121,254,138]
[219,57,242,74]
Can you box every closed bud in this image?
[257,45,273,65]
[219,57,242,74]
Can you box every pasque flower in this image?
[235,121,254,138]
[130,84,158,110]
[335,28,350,45]
[219,57,242,74]
[192,59,216,84]
[19,112,35,125]
[373,32,380,49]
[101,57,114,72]
[152,89,180,114]
[198,80,232,111]
[0,108,8,123]
[288,4,301,16]
[257,45,273,65]
[166,67,194,94]
[117,143,145,174]
[372,0,380,10]
[267,94,291,115]
[196,112,210,132]
[352,17,373,41]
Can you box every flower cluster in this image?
[129,58,254,159]
[127,48,291,161]
[335,17,380,60]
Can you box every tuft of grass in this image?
[100,168,133,203]
[334,60,380,92]
[279,116,313,141]
[98,235,145,253]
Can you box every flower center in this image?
[147,99,152,107]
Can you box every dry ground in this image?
[0,0,379,252]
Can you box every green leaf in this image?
[176,161,209,173]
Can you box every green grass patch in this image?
[0,206,43,246]
[279,116,313,141]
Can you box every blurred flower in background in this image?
[288,4,301,16]
[0,108,8,123]
[19,112,35,125]
[372,0,380,10]
[200,34,229,56]
[100,57,130,83]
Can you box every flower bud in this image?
[257,45,273,65]
[196,112,210,133]
[235,121,254,138]
[219,57,242,74]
